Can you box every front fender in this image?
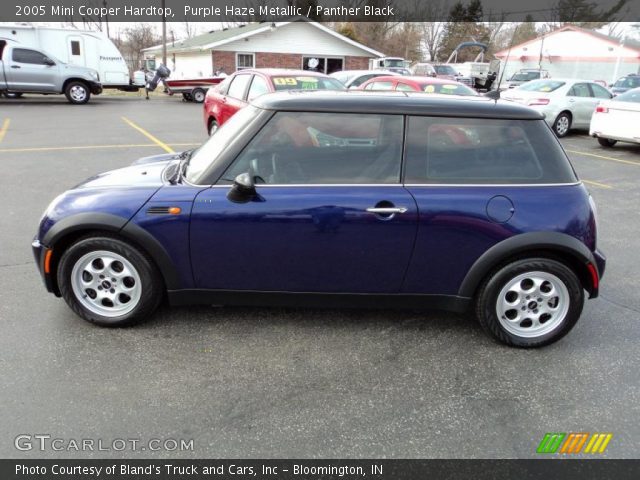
[39,212,180,294]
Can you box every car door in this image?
[6,47,58,92]
[218,73,251,125]
[190,111,418,293]
[566,83,597,127]
[401,115,569,295]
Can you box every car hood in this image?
[131,151,183,166]
[73,160,171,190]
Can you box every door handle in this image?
[11,65,20,69]
[366,207,407,214]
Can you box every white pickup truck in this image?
[0,39,102,104]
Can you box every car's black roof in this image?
[252,91,544,120]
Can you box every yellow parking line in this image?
[0,142,199,154]
[566,149,640,167]
[583,179,612,189]
[0,119,10,143]
[121,117,175,154]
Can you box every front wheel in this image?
[597,137,617,148]
[475,258,584,347]
[57,236,163,326]
[553,112,572,137]
[64,81,91,104]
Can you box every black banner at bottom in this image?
[2,459,639,480]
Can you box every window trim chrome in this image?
[208,181,582,188]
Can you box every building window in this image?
[302,56,344,74]
[236,53,254,70]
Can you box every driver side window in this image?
[220,112,403,185]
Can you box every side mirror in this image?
[44,58,55,66]
[227,172,256,203]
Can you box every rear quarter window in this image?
[404,117,578,184]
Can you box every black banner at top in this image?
[1,0,640,22]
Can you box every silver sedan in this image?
[502,79,613,137]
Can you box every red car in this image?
[203,69,345,135]
[358,75,478,96]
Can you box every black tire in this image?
[475,258,584,348]
[64,81,91,105]
[552,112,572,137]
[57,235,163,327]
[5,92,23,99]
[182,93,191,101]
[208,118,219,136]
[192,88,206,103]
[597,137,617,148]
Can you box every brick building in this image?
[143,19,383,79]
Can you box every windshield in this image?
[614,76,640,89]
[185,106,263,184]
[518,80,566,92]
[330,72,355,85]
[614,88,640,103]
[271,76,345,91]
[510,71,540,82]
[420,82,478,96]
[434,65,456,75]
[383,59,405,67]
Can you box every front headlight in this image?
[90,70,99,81]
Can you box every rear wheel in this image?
[475,258,584,347]
[57,236,163,326]
[192,88,206,103]
[64,81,90,104]
[553,112,572,137]
[597,137,617,147]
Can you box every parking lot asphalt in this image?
[0,95,638,459]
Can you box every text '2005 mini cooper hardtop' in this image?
[33,92,605,347]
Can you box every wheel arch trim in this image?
[42,213,180,291]
[458,232,598,298]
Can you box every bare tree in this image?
[113,23,160,72]
[182,22,200,39]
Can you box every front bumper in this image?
[88,81,103,95]
[32,238,58,295]
[593,248,606,280]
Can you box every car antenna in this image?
[486,25,519,101]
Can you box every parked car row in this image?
[203,68,483,136]
[500,77,640,147]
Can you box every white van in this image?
[0,23,144,90]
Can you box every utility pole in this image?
[161,0,167,66]
[103,0,110,38]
